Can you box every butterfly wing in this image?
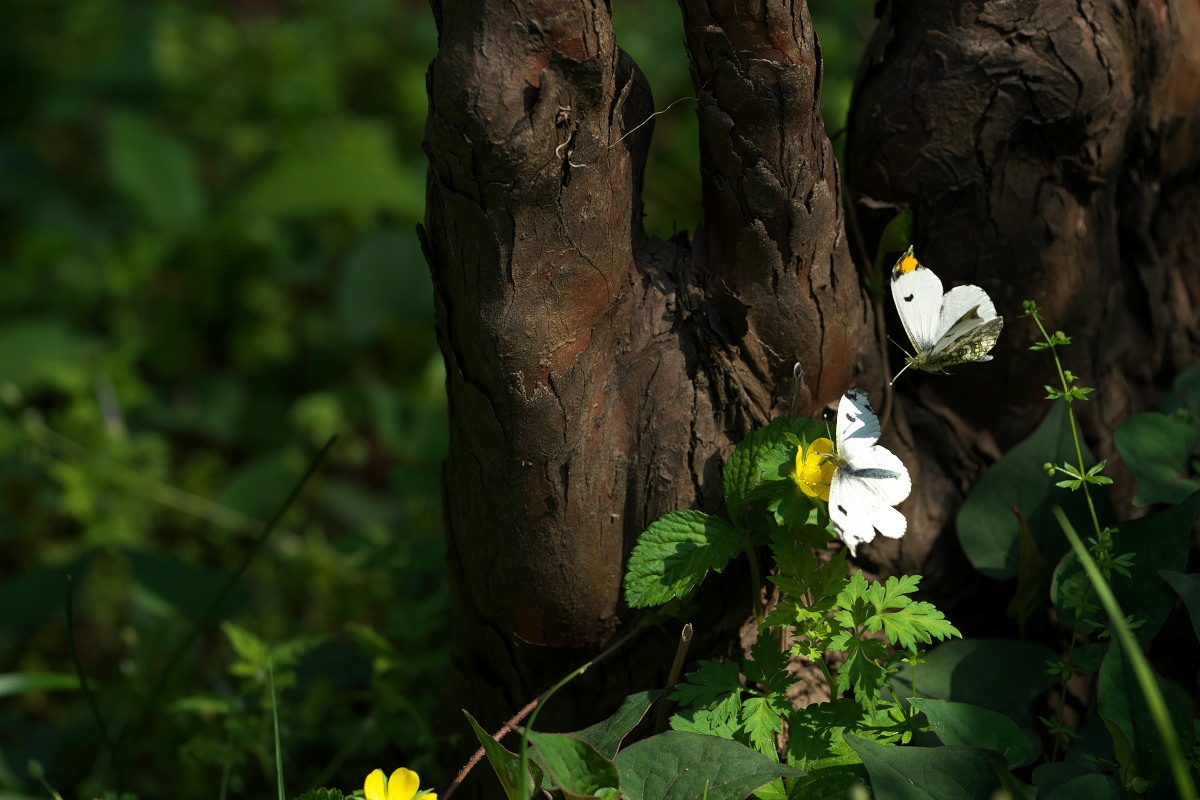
[829,465,909,555]
[836,388,882,461]
[890,256,946,355]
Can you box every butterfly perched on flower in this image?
[796,390,911,555]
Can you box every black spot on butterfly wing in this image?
[904,294,915,302]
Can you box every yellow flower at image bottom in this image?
[364,768,436,800]
[794,437,835,502]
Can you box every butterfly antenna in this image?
[889,359,916,386]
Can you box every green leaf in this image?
[623,511,743,608]
[290,790,345,800]
[787,699,867,770]
[1159,363,1200,418]
[0,317,103,395]
[782,765,869,800]
[888,639,1057,749]
[0,672,87,697]
[105,110,204,230]
[740,696,784,756]
[725,417,826,527]
[231,120,421,221]
[908,698,1034,767]
[464,711,542,800]
[1159,570,1200,642]
[1115,413,1200,505]
[745,631,790,695]
[670,659,743,731]
[126,547,247,621]
[613,731,803,800]
[725,418,791,525]
[337,229,432,345]
[571,691,661,760]
[958,402,1107,579]
[1007,508,1053,637]
[847,736,1001,799]
[1041,773,1120,800]
[668,706,739,740]
[1097,637,1191,786]
[1051,491,1200,645]
[526,731,620,799]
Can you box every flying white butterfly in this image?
[827,389,911,556]
[890,247,1003,382]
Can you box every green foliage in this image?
[1115,410,1200,505]
[612,731,804,800]
[525,731,620,799]
[467,712,543,800]
[848,736,1006,799]
[957,402,1104,578]
[2,1,445,797]
[623,511,744,608]
[909,698,1034,767]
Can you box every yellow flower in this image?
[794,437,835,502]
[364,768,436,800]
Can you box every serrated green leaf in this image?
[741,696,784,756]
[725,419,791,525]
[624,511,742,608]
[788,700,868,769]
[670,659,743,730]
[745,632,790,695]
[290,789,345,800]
[871,601,960,652]
[613,731,803,800]
[668,706,739,740]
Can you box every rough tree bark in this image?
[420,0,1200,792]
[421,0,879,787]
[846,0,1200,594]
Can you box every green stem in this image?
[1053,508,1196,800]
[744,534,764,625]
[815,657,837,698]
[270,658,285,800]
[1030,315,1103,539]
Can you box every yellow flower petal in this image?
[364,769,387,800]
[387,768,420,800]
[795,437,836,502]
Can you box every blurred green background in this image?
[0,1,873,797]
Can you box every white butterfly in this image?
[827,389,911,556]
[890,247,1003,382]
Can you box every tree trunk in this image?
[421,0,877,789]
[845,0,1200,592]
[421,0,1200,792]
